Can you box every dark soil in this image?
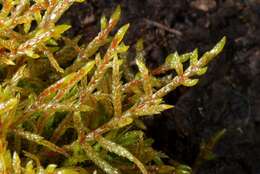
[62,0,260,173]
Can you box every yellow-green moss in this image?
[0,1,226,174]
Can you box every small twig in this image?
[144,18,183,36]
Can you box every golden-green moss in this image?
[0,1,226,174]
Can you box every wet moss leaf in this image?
[13,129,68,157]
[136,39,152,97]
[116,130,144,146]
[12,152,21,174]
[0,98,18,115]
[40,45,64,73]
[24,161,35,174]
[0,56,15,65]
[196,67,208,76]
[132,99,174,117]
[165,52,183,75]
[52,25,71,39]
[82,141,121,174]
[189,49,198,65]
[97,136,148,174]
[100,15,108,31]
[199,36,226,66]
[112,54,122,117]
[182,78,199,87]
[37,60,95,103]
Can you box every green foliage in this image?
[0,1,226,174]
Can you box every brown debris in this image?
[191,0,217,12]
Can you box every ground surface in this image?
[62,0,260,173]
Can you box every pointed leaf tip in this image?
[1,57,16,65]
[190,49,199,65]
[168,52,183,75]
[115,24,130,42]
[199,36,226,67]
[100,15,108,30]
[211,36,226,55]
[111,5,121,22]
[53,25,71,39]
[13,152,21,174]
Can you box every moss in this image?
[0,1,226,174]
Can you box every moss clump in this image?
[0,1,226,174]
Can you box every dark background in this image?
[61,0,260,173]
